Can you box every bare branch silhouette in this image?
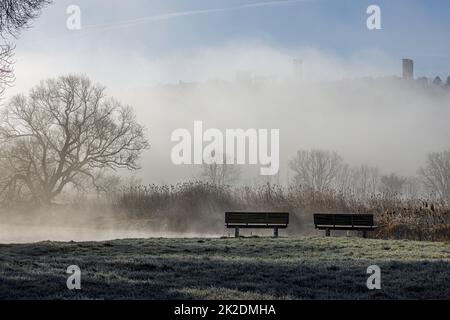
[0,0,51,96]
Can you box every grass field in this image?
[0,236,449,299]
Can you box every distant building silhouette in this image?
[400,58,450,90]
[432,76,443,87]
[402,58,414,80]
[416,76,429,87]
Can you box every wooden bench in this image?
[313,213,377,238]
[225,212,289,238]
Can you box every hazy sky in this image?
[3,0,450,184]
[9,0,450,88]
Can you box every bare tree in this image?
[403,176,423,199]
[93,173,123,200]
[0,44,14,96]
[379,173,406,195]
[336,163,352,194]
[336,164,380,198]
[289,149,343,192]
[0,0,51,95]
[353,165,380,198]
[419,150,450,202]
[200,152,241,186]
[0,75,149,204]
[0,0,51,36]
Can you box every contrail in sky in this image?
[81,0,312,32]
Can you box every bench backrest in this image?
[225,212,289,225]
[313,213,374,227]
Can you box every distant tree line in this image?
[198,146,450,203]
[289,148,450,202]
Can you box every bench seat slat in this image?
[225,212,289,237]
[314,213,374,226]
[313,213,376,238]
[226,212,289,225]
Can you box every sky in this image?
[9,0,450,87]
[3,0,450,184]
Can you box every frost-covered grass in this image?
[0,236,449,299]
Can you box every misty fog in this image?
[118,73,450,185]
[2,44,450,243]
[9,45,447,185]
[8,45,448,185]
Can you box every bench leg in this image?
[325,228,330,237]
[273,228,279,238]
[235,227,240,238]
[362,230,368,239]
